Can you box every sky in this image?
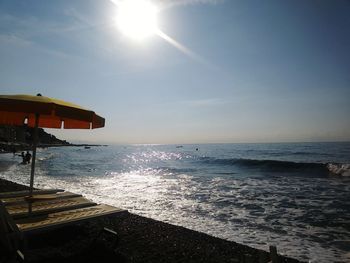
[0,0,349,144]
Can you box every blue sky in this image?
[1,0,349,144]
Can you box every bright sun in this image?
[116,0,159,41]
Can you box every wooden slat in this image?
[1,192,82,206]
[0,189,64,199]
[7,197,96,219]
[15,204,126,233]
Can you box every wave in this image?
[199,157,350,177]
[158,167,197,174]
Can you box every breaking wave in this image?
[327,163,350,177]
[200,157,350,177]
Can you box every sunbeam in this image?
[156,29,211,66]
[111,0,213,67]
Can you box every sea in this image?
[1,142,350,262]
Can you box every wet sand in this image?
[0,178,303,263]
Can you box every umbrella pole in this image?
[28,113,39,214]
[29,113,39,195]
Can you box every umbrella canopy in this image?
[0,94,104,129]
[0,94,105,204]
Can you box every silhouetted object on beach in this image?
[25,151,32,164]
[18,151,31,164]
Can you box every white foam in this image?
[327,163,350,177]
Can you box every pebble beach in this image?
[0,177,302,263]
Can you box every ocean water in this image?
[1,142,350,262]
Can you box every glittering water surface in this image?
[1,142,350,262]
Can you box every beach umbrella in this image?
[0,94,105,204]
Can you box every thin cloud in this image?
[110,0,224,9]
[0,13,78,36]
[0,34,32,47]
[181,98,227,107]
[0,14,82,59]
[157,0,224,8]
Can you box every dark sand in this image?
[0,178,303,263]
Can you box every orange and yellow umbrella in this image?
[0,94,104,129]
[0,94,105,201]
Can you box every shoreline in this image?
[0,177,303,263]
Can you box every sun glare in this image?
[116,0,158,41]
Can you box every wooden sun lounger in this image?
[0,189,64,199]
[6,197,96,219]
[1,191,82,206]
[0,193,127,259]
[15,204,125,233]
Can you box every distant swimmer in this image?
[196,148,199,151]
[24,151,32,164]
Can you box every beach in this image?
[0,177,302,263]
